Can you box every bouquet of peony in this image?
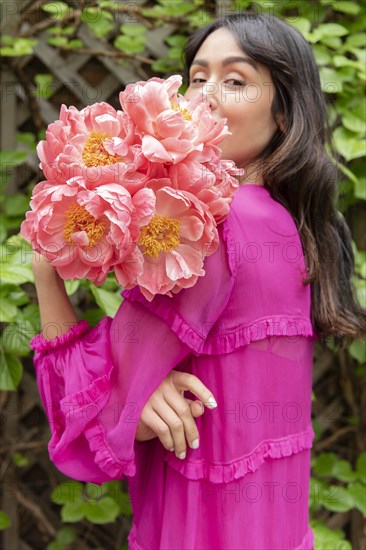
[21,75,243,301]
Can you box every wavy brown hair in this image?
[183,12,366,348]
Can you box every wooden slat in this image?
[33,35,98,105]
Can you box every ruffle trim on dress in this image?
[127,522,314,550]
[221,213,238,278]
[30,320,90,352]
[295,527,314,550]
[82,417,136,481]
[49,369,114,456]
[128,523,144,550]
[164,426,315,484]
[122,288,316,356]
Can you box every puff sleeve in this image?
[30,222,235,485]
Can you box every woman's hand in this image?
[135,370,217,460]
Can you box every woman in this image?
[30,12,365,550]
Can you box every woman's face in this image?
[185,28,282,180]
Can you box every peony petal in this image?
[141,135,173,163]
[178,215,204,242]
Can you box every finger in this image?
[185,398,205,418]
[150,397,188,459]
[171,371,218,409]
[139,406,175,452]
[163,392,200,452]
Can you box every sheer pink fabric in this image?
[31,184,316,549]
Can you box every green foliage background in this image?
[0,1,365,548]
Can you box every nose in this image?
[200,83,219,111]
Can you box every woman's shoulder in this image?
[227,184,299,240]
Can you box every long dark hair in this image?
[183,12,366,348]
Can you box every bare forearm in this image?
[32,254,79,340]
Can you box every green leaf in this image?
[312,519,351,550]
[0,286,29,307]
[0,219,6,243]
[341,112,366,135]
[356,452,366,483]
[288,18,311,37]
[0,298,18,322]
[12,451,29,467]
[333,1,361,15]
[1,321,34,356]
[0,511,11,530]
[1,35,15,46]
[0,262,34,285]
[61,501,86,523]
[65,280,80,296]
[348,482,366,516]
[64,39,84,49]
[166,35,187,48]
[312,45,332,66]
[319,67,344,93]
[0,350,23,391]
[0,150,28,168]
[34,74,54,99]
[320,36,342,50]
[114,35,146,54]
[48,526,77,549]
[82,8,114,38]
[89,286,122,317]
[322,485,354,512]
[312,452,338,476]
[106,482,132,516]
[51,482,83,505]
[333,127,366,161]
[0,38,37,56]
[16,132,37,149]
[61,26,76,36]
[47,36,68,47]
[84,497,120,524]
[85,482,108,499]
[344,33,366,48]
[316,23,349,38]
[332,460,358,482]
[348,339,366,364]
[83,307,105,327]
[3,194,30,217]
[120,24,146,36]
[42,2,70,19]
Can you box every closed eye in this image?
[190,78,245,87]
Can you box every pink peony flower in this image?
[168,158,243,224]
[119,75,229,165]
[21,177,155,285]
[37,103,149,193]
[115,180,219,301]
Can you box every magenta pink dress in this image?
[31,184,316,549]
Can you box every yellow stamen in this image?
[63,204,105,247]
[82,130,123,167]
[170,101,192,121]
[138,215,180,258]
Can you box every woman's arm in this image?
[32,252,79,340]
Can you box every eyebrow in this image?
[190,56,259,72]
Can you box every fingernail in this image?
[207,396,218,408]
[178,452,186,460]
[169,448,174,452]
[191,439,199,449]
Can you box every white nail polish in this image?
[207,396,218,408]
[178,452,186,460]
[191,439,199,449]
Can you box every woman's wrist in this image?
[32,252,60,283]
